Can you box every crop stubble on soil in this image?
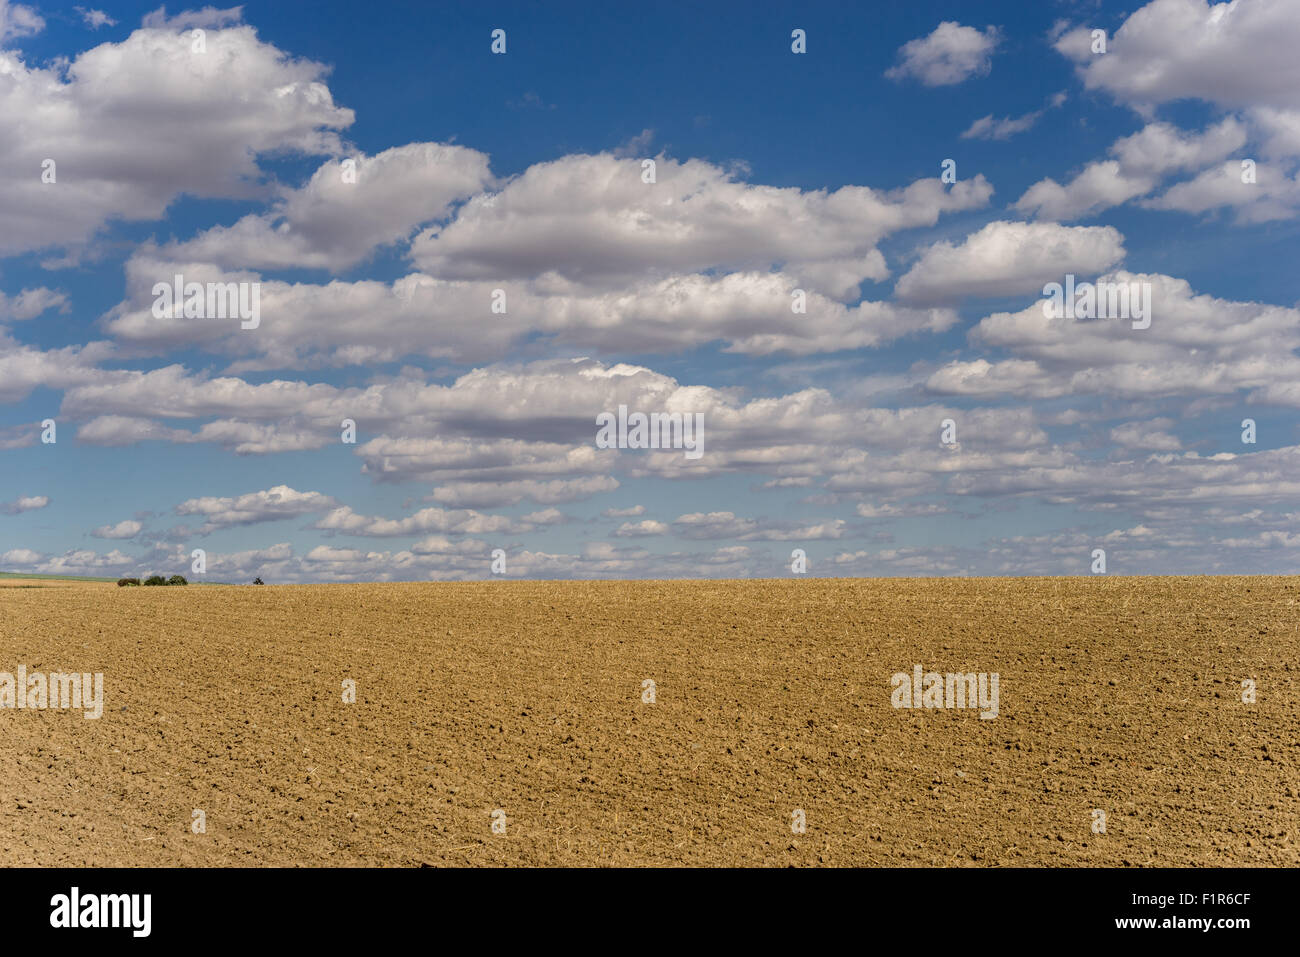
[1,576,1297,866]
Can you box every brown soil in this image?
[1,576,1296,866]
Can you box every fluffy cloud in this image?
[163,143,493,272]
[886,22,1000,86]
[895,221,1126,303]
[0,286,67,320]
[0,1,42,42]
[1056,0,1300,112]
[103,259,960,366]
[1144,160,1300,222]
[1,547,134,576]
[174,485,337,533]
[91,519,142,539]
[949,445,1300,516]
[408,152,992,300]
[313,504,529,536]
[613,519,669,537]
[1014,119,1245,220]
[75,7,116,29]
[100,152,992,369]
[53,353,1059,510]
[671,511,847,541]
[1,494,48,514]
[76,415,191,446]
[1251,106,1300,160]
[0,334,106,403]
[0,16,352,256]
[856,502,949,519]
[929,271,1300,404]
[426,477,620,509]
[1,547,43,564]
[1110,419,1182,451]
[602,505,645,518]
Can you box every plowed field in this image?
[2,576,1296,866]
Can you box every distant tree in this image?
[253,577,265,585]
[117,577,140,587]
[143,574,167,586]
[167,574,188,586]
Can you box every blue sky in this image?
[2,0,1299,581]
